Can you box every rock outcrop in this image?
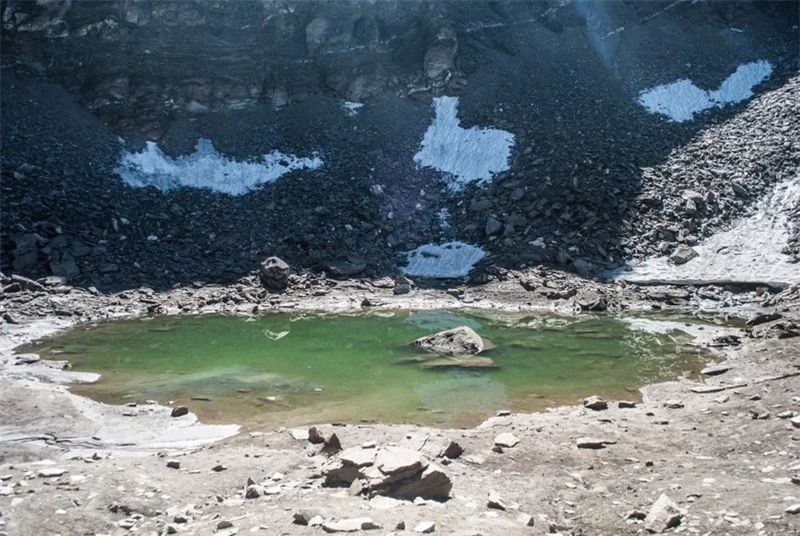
[322,445,452,501]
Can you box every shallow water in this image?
[21,310,717,428]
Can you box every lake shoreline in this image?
[1,270,798,534]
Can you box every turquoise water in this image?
[21,310,712,428]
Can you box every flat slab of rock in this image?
[413,326,486,356]
[494,432,520,448]
[644,493,683,533]
[701,364,732,376]
[322,517,381,532]
[576,437,617,449]
[420,356,496,370]
[414,521,436,533]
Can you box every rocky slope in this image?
[1,0,798,292]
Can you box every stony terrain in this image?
[1,273,799,535]
[2,1,800,535]
[2,0,798,291]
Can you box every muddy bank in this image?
[1,272,798,535]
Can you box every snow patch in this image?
[616,177,800,287]
[414,96,514,190]
[342,101,363,117]
[638,60,773,122]
[115,138,323,196]
[403,241,485,279]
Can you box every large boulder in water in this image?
[259,256,290,289]
[413,326,486,356]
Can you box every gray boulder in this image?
[669,245,698,265]
[644,494,683,533]
[413,326,486,356]
[322,445,452,501]
[259,256,290,289]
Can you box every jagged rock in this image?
[583,395,608,411]
[321,432,343,456]
[413,326,486,356]
[517,513,535,526]
[576,290,608,311]
[322,445,451,501]
[485,216,503,236]
[308,426,326,444]
[745,312,782,326]
[259,256,290,290]
[487,490,507,510]
[750,320,799,339]
[669,245,698,265]
[440,441,463,459]
[644,494,683,533]
[12,233,39,273]
[494,432,520,448]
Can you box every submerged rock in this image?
[413,326,486,356]
[419,356,496,370]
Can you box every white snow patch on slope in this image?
[414,96,514,190]
[342,101,363,117]
[638,60,773,122]
[403,241,485,278]
[617,177,800,287]
[115,138,323,196]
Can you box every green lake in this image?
[20,310,718,428]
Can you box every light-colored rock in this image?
[785,504,800,514]
[322,517,381,532]
[644,493,683,533]
[701,364,732,376]
[414,521,436,533]
[37,468,66,478]
[419,356,496,369]
[517,513,535,526]
[790,416,800,428]
[413,326,486,356]
[487,490,507,511]
[293,508,324,525]
[494,432,520,448]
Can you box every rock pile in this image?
[322,445,452,501]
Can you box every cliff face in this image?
[4,0,793,141]
[1,1,798,290]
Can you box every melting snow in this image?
[115,138,323,196]
[638,60,773,122]
[414,96,514,190]
[616,177,800,287]
[403,241,486,278]
[342,101,363,117]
